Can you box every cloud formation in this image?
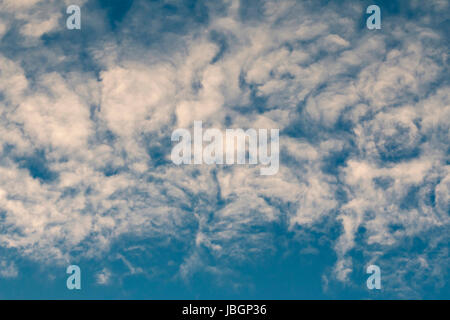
[0,0,448,298]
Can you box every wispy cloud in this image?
[0,0,448,298]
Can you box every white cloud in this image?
[96,268,112,285]
[0,260,18,278]
[0,0,448,297]
[20,13,61,38]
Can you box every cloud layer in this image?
[0,0,448,298]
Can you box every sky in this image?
[0,0,448,299]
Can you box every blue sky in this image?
[0,0,448,299]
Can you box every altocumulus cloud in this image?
[0,0,448,298]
